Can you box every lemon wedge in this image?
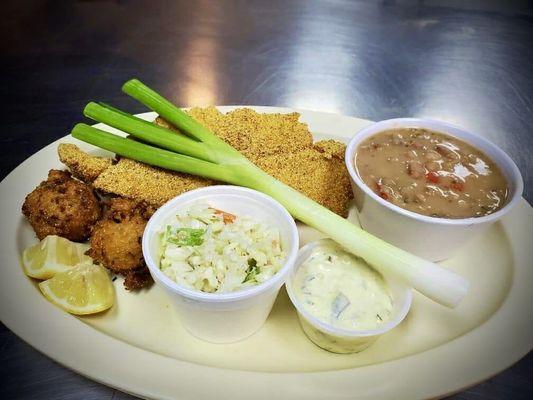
[39,263,114,315]
[22,235,92,279]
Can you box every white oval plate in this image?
[1,107,532,400]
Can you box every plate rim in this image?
[1,106,532,400]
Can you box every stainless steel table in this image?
[1,1,531,399]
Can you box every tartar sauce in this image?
[293,240,393,331]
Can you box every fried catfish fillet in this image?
[93,158,212,206]
[58,143,112,182]
[255,146,352,217]
[59,108,353,217]
[157,108,353,217]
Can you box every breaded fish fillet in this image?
[93,158,213,206]
[158,108,353,216]
[156,107,314,162]
[313,139,347,160]
[256,148,352,217]
[184,107,314,160]
[58,143,112,182]
[59,144,213,206]
[59,108,353,216]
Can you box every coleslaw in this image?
[159,202,285,293]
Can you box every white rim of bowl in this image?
[285,239,413,338]
[142,185,299,303]
[344,118,524,226]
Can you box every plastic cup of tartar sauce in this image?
[142,185,299,343]
[286,239,412,353]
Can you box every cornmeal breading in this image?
[257,148,352,217]
[87,198,155,290]
[60,108,353,216]
[158,107,313,161]
[22,170,101,241]
[179,108,352,215]
[58,143,112,182]
[153,117,177,132]
[313,139,347,160]
[93,158,212,206]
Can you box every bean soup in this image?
[354,128,508,219]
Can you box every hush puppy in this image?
[22,170,101,241]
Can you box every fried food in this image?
[22,170,101,241]
[58,144,212,206]
[183,107,314,160]
[59,108,353,216]
[87,198,154,290]
[313,139,347,159]
[123,268,153,291]
[256,148,353,217]
[174,108,353,217]
[93,158,212,206]
[58,143,112,182]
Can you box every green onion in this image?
[168,227,206,246]
[243,259,259,283]
[72,79,469,308]
[85,102,214,162]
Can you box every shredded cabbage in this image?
[159,202,285,293]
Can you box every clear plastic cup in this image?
[142,186,299,343]
[286,239,412,353]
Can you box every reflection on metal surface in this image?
[181,37,219,105]
[284,2,356,114]
[177,0,220,106]
[413,37,499,132]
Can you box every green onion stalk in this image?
[72,79,469,308]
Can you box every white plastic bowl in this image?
[142,186,299,343]
[286,239,412,354]
[345,118,524,261]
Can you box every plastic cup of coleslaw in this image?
[286,239,412,353]
[142,185,299,343]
